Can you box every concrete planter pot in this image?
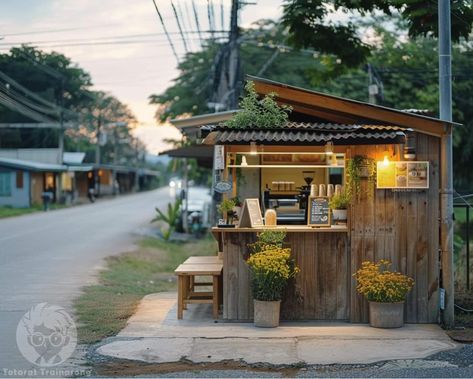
[254,300,280,328]
[369,301,405,328]
[332,209,347,222]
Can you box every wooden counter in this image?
[212,227,349,321]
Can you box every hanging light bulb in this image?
[250,142,257,155]
[383,147,390,166]
[325,140,334,155]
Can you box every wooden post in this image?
[440,123,454,327]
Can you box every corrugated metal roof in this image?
[0,157,67,172]
[202,123,408,145]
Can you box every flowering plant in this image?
[353,260,414,303]
[247,247,299,301]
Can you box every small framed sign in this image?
[307,196,331,227]
[377,161,429,189]
[238,198,264,228]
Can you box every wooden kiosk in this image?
[207,77,456,324]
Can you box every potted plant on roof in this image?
[329,190,350,223]
[354,260,414,328]
[247,232,299,327]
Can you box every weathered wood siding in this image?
[222,231,349,321]
[348,133,440,323]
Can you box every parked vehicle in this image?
[175,186,212,233]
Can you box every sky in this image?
[0,0,283,153]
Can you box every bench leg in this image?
[177,275,184,319]
[212,275,219,319]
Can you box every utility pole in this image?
[227,0,241,109]
[438,0,454,328]
[95,115,102,196]
[367,64,378,105]
[211,0,241,110]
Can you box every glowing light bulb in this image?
[383,155,390,166]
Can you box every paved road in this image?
[0,188,171,373]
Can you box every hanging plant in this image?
[346,155,377,201]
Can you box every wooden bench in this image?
[175,258,223,320]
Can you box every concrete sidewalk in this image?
[97,292,457,366]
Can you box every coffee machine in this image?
[262,170,315,225]
[297,170,315,211]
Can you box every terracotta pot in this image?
[254,300,280,328]
[369,301,404,328]
[332,209,347,222]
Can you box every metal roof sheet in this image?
[202,123,408,145]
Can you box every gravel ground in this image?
[141,345,473,378]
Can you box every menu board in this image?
[376,161,429,189]
[238,198,264,228]
[307,197,331,227]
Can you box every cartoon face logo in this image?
[16,303,77,367]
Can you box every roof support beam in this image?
[253,80,445,138]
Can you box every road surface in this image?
[0,188,171,372]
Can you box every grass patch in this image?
[73,236,217,344]
[0,204,68,219]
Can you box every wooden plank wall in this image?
[222,231,349,321]
[348,133,440,323]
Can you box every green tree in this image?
[281,0,473,66]
[0,46,146,166]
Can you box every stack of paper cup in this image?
[310,184,318,197]
[319,184,326,197]
[327,184,334,197]
[335,184,342,195]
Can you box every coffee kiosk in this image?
[206,76,455,324]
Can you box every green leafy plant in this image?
[353,260,414,303]
[223,81,292,129]
[329,191,351,210]
[346,155,376,201]
[248,230,287,254]
[151,198,182,241]
[217,198,236,224]
[247,246,299,301]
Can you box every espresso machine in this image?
[297,170,315,212]
[262,170,315,225]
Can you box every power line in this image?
[207,0,215,40]
[176,1,194,51]
[150,0,180,63]
[220,0,225,32]
[170,0,189,53]
[192,0,204,45]
[0,30,227,48]
[0,91,53,122]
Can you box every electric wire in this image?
[192,0,204,45]
[170,0,189,53]
[0,91,53,122]
[176,1,194,51]
[150,0,180,63]
[220,0,225,32]
[207,0,215,40]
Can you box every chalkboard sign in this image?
[307,196,331,227]
[238,198,264,228]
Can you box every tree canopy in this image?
[0,46,145,165]
[281,0,473,67]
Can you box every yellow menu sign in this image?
[376,161,429,189]
[376,162,396,188]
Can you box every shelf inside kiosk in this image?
[227,152,345,225]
